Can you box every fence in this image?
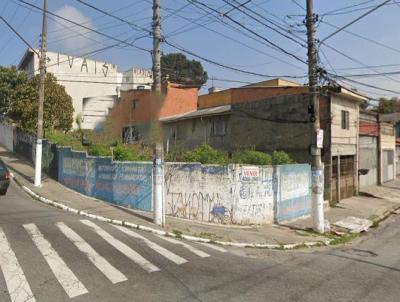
[0,121,312,224]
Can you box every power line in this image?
[164,39,306,79]
[321,43,400,84]
[0,15,39,56]
[320,0,380,16]
[320,0,391,44]
[320,19,400,55]
[185,0,307,65]
[73,0,152,35]
[325,71,400,94]
[160,3,304,71]
[15,0,150,53]
[221,0,307,48]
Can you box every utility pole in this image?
[34,0,47,187]
[152,0,164,226]
[306,0,324,233]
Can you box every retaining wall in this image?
[0,121,312,224]
[165,163,311,224]
[58,147,153,211]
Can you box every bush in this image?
[45,130,86,151]
[112,144,151,161]
[272,150,294,165]
[232,150,272,165]
[182,144,227,165]
[88,144,111,157]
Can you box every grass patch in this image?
[193,232,220,240]
[369,215,380,228]
[324,232,360,245]
[172,229,183,239]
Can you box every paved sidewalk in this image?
[1,146,400,247]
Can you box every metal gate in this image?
[383,150,394,182]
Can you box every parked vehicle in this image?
[0,159,10,195]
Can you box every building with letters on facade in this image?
[18,48,153,130]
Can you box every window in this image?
[122,126,139,144]
[341,110,349,129]
[211,119,227,136]
[132,99,139,109]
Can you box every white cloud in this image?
[51,5,95,53]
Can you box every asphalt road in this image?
[0,182,399,302]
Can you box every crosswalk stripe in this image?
[156,236,210,258]
[23,224,88,298]
[80,220,160,273]
[112,225,187,265]
[198,243,227,253]
[0,227,36,302]
[56,222,128,284]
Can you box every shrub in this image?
[45,130,86,151]
[88,144,111,157]
[272,150,294,165]
[182,144,227,165]
[232,150,272,165]
[112,144,151,161]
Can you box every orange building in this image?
[109,82,198,141]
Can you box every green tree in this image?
[376,97,400,114]
[0,66,29,116]
[161,53,208,87]
[8,73,74,133]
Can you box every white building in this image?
[121,68,153,91]
[18,48,123,129]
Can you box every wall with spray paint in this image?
[165,163,311,225]
[0,121,311,224]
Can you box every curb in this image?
[10,175,331,249]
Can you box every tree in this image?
[376,97,400,114]
[161,53,208,87]
[8,72,74,133]
[0,66,29,116]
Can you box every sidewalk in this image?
[1,146,400,248]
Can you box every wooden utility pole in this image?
[34,0,47,187]
[152,0,164,226]
[306,0,324,233]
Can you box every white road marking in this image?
[156,236,210,258]
[56,222,127,284]
[0,227,36,302]
[23,223,88,298]
[80,220,160,273]
[112,225,187,265]
[198,243,227,253]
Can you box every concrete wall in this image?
[0,121,313,225]
[0,122,14,152]
[163,115,232,151]
[165,163,311,224]
[58,148,153,211]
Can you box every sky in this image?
[1,0,400,98]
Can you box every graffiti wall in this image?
[276,164,311,223]
[165,164,281,224]
[165,164,235,223]
[58,147,152,211]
